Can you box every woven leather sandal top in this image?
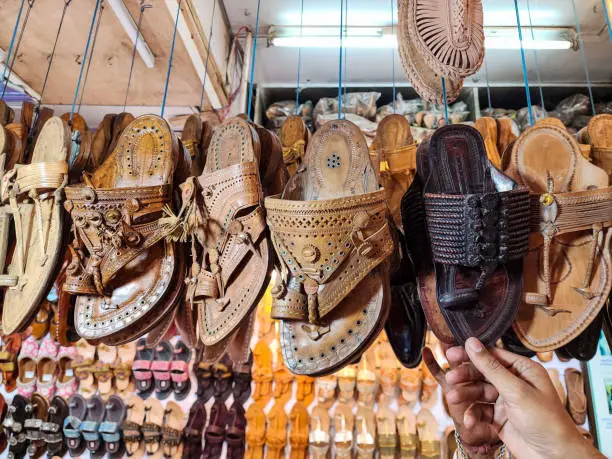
[587,114,612,179]
[266,119,393,376]
[65,114,181,342]
[1,117,70,334]
[281,115,309,176]
[398,0,463,104]
[505,122,612,351]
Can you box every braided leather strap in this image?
[424,188,530,267]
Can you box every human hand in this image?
[423,346,500,458]
[461,337,604,459]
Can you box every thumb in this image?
[464,337,525,400]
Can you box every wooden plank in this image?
[0,0,210,107]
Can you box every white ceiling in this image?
[221,0,612,86]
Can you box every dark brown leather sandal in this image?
[63,394,87,457]
[203,400,228,459]
[266,119,394,376]
[4,394,29,459]
[181,398,206,459]
[403,125,530,346]
[100,395,126,458]
[82,396,105,456]
[212,355,233,402]
[226,402,246,459]
[25,393,49,459]
[42,395,69,457]
[233,352,253,404]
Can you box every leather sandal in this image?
[133,338,154,398]
[24,393,49,458]
[420,360,438,406]
[212,355,233,402]
[376,404,397,459]
[180,117,272,351]
[295,374,315,407]
[181,114,206,176]
[280,115,309,176]
[4,394,29,459]
[252,341,273,405]
[16,336,39,398]
[82,395,105,456]
[59,113,92,182]
[416,408,440,459]
[122,395,145,457]
[89,114,115,172]
[265,402,288,459]
[65,114,183,345]
[537,351,553,363]
[94,343,117,396]
[266,119,394,376]
[115,341,136,396]
[48,254,79,346]
[170,341,192,401]
[497,118,519,164]
[203,400,228,459]
[558,307,605,361]
[233,351,253,404]
[273,359,294,405]
[152,341,173,400]
[245,403,266,459]
[474,117,502,169]
[0,394,6,454]
[107,113,135,156]
[35,337,59,399]
[226,402,246,459]
[356,361,377,407]
[397,405,418,459]
[587,114,612,179]
[142,398,164,455]
[402,124,530,346]
[100,395,126,458]
[289,401,309,459]
[72,339,96,395]
[336,366,356,404]
[309,405,330,459]
[182,398,206,459]
[63,394,87,457]
[41,396,68,458]
[399,366,422,406]
[195,360,214,402]
[1,116,70,335]
[161,401,185,458]
[504,121,612,351]
[0,333,22,392]
[548,369,567,406]
[30,301,52,339]
[565,368,587,425]
[355,406,376,459]
[333,403,355,458]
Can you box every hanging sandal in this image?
[35,337,59,399]
[225,402,247,459]
[565,368,587,425]
[16,336,39,398]
[170,341,191,401]
[82,395,105,456]
[417,408,441,459]
[24,393,49,459]
[63,394,88,457]
[355,407,376,459]
[66,115,183,345]
[1,117,70,335]
[142,398,164,455]
[181,398,206,459]
[181,114,206,176]
[289,401,309,459]
[295,374,315,407]
[233,351,253,404]
[474,117,502,169]
[587,114,612,179]
[376,405,397,459]
[72,339,97,395]
[42,395,69,458]
[265,402,288,459]
[252,341,273,405]
[333,403,354,459]
[397,405,418,459]
[212,355,233,402]
[121,395,145,458]
[94,344,118,396]
[100,395,126,458]
[133,337,154,398]
[152,341,173,400]
[266,119,394,376]
[309,405,330,459]
[4,394,29,459]
[280,115,309,176]
[160,401,185,458]
[505,121,612,351]
[245,403,266,459]
[115,341,136,396]
[30,301,52,340]
[203,400,228,459]
[195,360,214,401]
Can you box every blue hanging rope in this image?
[603,0,612,43]
[337,0,344,119]
[526,0,545,110]
[294,0,304,114]
[124,3,151,112]
[1,0,35,100]
[161,0,182,119]
[246,0,262,121]
[199,0,216,110]
[441,77,449,123]
[294,0,304,115]
[571,0,596,116]
[70,0,101,123]
[78,3,105,113]
[391,0,396,113]
[513,0,534,126]
[483,52,492,110]
[1,0,26,99]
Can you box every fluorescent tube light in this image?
[268,25,577,51]
[107,0,156,68]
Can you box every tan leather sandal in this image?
[265,402,288,459]
[505,121,612,351]
[315,374,338,408]
[399,367,422,406]
[122,394,145,457]
[95,344,117,396]
[281,115,309,176]
[334,403,355,458]
[115,341,136,396]
[397,406,418,459]
[336,365,357,404]
[420,360,438,406]
[72,339,97,395]
[376,404,397,459]
[548,369,567,406]
[142,398,164,455]
[474,117,502,169]
[587,114,612,179]
[30,301,52,339]
[161,401,186,458]
[355,406,376,459]
[181,114,205,176]
[1,117,70,334]
[417,408,441,459]
[309,405,330,459]
[356,359,378,407]
[289,401,309,459]
[266,119,394,376]
[245,403,266,459]
[565,368,587,425]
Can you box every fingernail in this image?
[467,337,485,353]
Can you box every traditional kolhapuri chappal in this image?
[266,119,394,376]
[64,114,184,344]
[587,114,612,180]
[60,113,92,181]
[504,121,612,352]
[397,0,484,104]
[0,117,71,334]
[280,115,310,176]
[402,125,531,346]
